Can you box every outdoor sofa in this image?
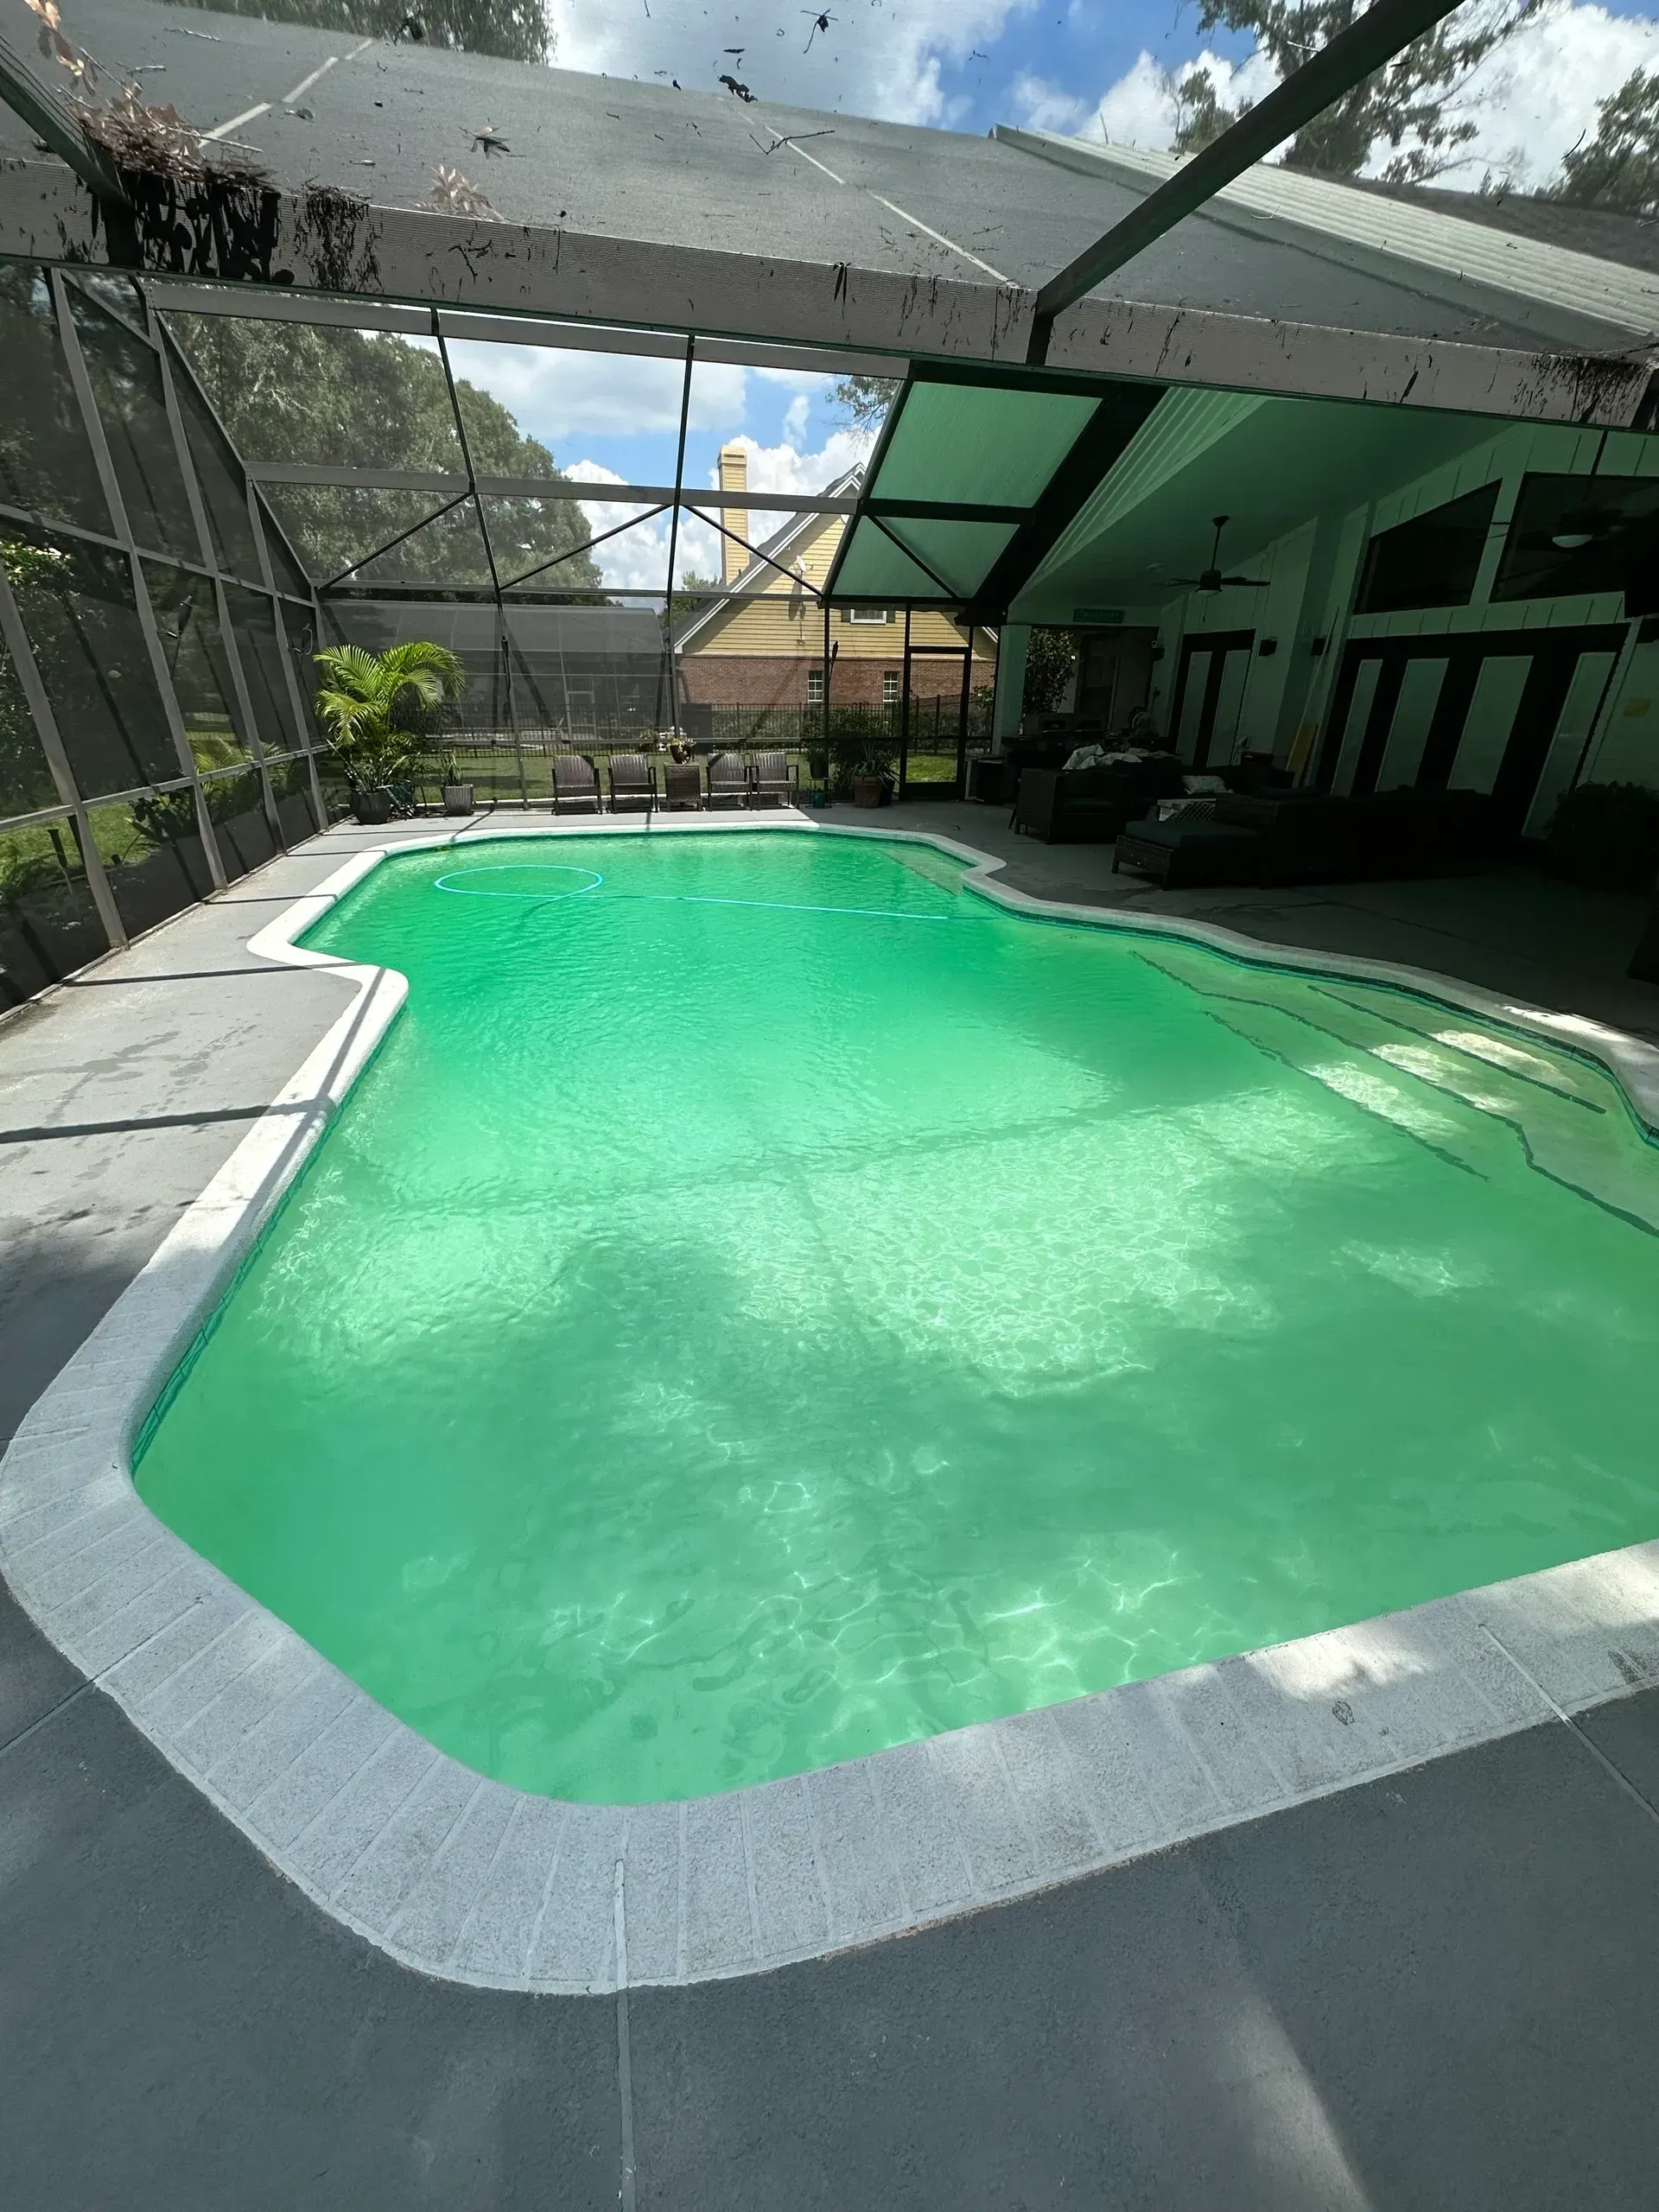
[1012,754,1187,843]
[1113,788,1498,890]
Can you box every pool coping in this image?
[6,810,1659,1997]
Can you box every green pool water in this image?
[135,830,1659,1802]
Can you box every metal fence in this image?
[321,690,1000,817]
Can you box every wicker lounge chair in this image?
[607,753,655,815]
[664,760,703,810]
[707,752,748,810]
[550,753,601,813]
[749,750,794,807]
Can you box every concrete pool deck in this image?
[6,810,1659,2204]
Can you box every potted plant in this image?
[313,640,466,823]
[850,746,896,808]
[435,754,475,816]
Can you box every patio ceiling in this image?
[1008,387,1505,626]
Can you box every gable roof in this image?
[676,468,863,652]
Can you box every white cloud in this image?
[1049,45,1283,154]
[712,428,875,498]
[1009,70,1091,137]
[561,427,877,592]
[1432,3,1659,188]
[781,391,812,447]
[444,340,747,445]
[563,459,722,592]
[1077,5,1659,184]
[547,0,1036,128]
[1095,53,1179,149]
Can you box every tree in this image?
[0,540,72,820]
[669,570,717,628]
[1554,67,1659,214]
[168,1,551,63]
[1021,627,1078,715]
[168,319,603,594]
[830,375,900,431]
[1171,68,1236,157]
[313,639,465,786]
[1173,0,1538,182]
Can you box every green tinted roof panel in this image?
[876,518,1017,595]
[833,519,950,600]
[872,384,1099,508]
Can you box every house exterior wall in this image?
[679,653,982,708]
[1148,419,1659,802]
[677,508,993,706]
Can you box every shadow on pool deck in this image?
[5,816,1659,2207]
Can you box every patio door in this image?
[1170,630,1254,766]
[899,628,976,798]
[1317,626,1624,837]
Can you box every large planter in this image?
[442,784,475,817]
[350,788,395,825]
[851,776,889,809]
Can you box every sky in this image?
[442,0,1659,594]
[440,340,873,593]
[545,0,1659,185]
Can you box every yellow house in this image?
[676,445,995,717]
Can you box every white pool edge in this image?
[6,810,1659,1998]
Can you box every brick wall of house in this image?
[678,656,987,708]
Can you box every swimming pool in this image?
[134,830,1659,1803]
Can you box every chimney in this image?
[717,442,749,585]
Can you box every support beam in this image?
[964,380,1166,624]
[1027,0,1471,363]
[991,626,1028,750]
[8,161,1649,429]
[435,320,502,603]
[659,340,695,732]
[250,465,861,512]
[0,29,129,214]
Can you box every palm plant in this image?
[313,641,466,791]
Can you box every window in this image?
[882,671,900,707]
[847,607,893,624]
[143,563,252,768]
[1356,482,1499,614]
[806,668,825,705]
[1493,474,1659,609]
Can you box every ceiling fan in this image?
[1172,515,1269,594]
